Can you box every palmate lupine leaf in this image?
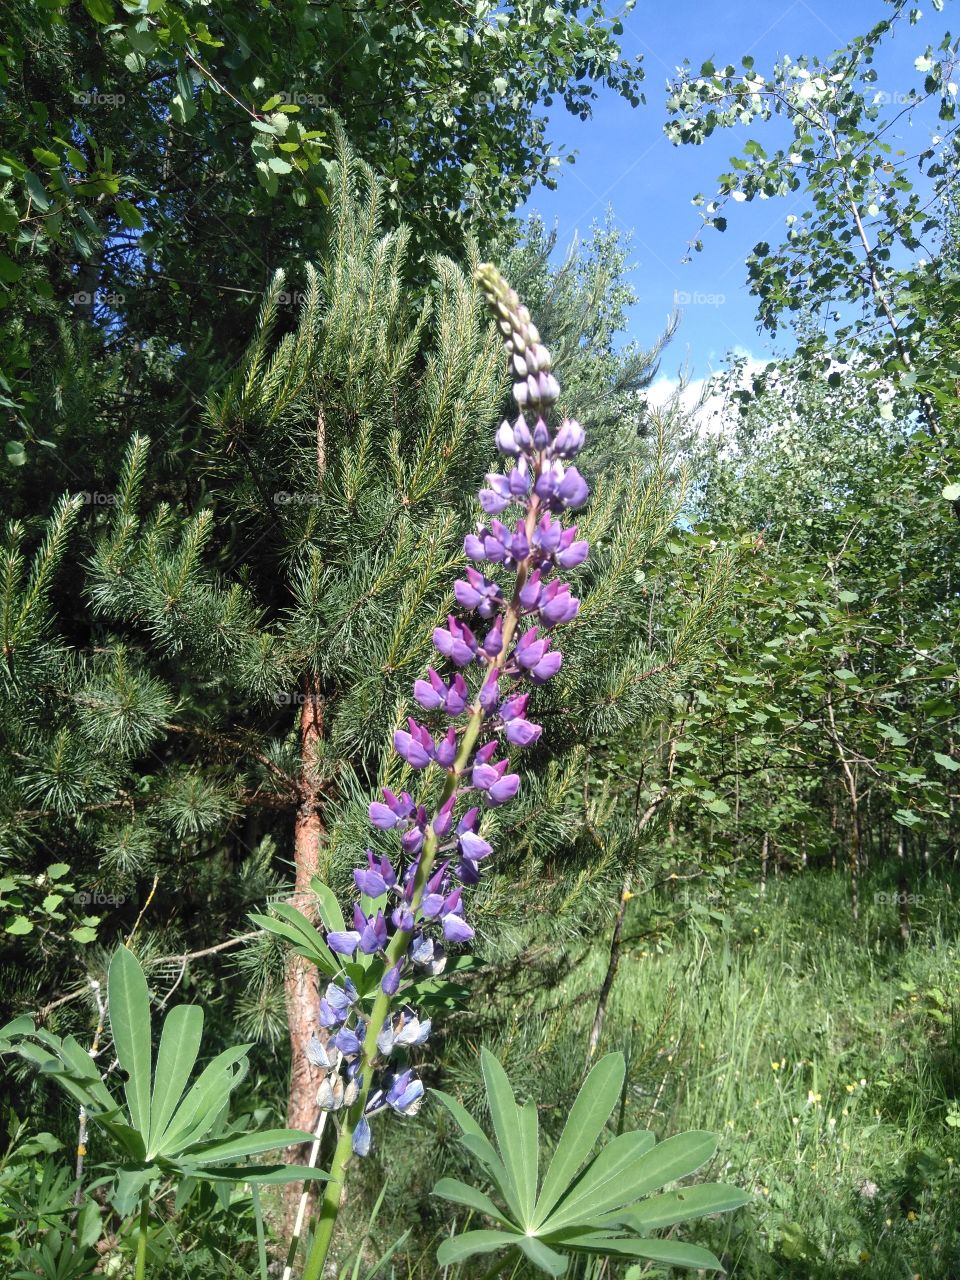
[432,1048,751,1275]
[612,1182,754,1232]
[3,947,322,1202]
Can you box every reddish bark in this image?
[283,676,326,1235]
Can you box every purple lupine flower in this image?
[368,786,415,830]
[355,906,388,954]
[326,929,361,957]
[393,718,434,768]
[556,530,590,569]
[553,417,585,456]
[385,1070,425,1115]
[432,616,478,665]
[315,263,589,1162]
[332,1025,363,1058]
[454,567,504,618]
[499,692,542,747]
[538,580,580,628]
[354,851,396,898]
[479,473,513,514]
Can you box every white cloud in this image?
[644,352,767,437]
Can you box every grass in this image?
[337,866,960,1278]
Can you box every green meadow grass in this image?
[547,870,960,1279]
[347,868,960,1278]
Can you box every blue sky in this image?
[522,0,946,380]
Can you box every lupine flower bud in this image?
[317,1074,346,1111]
[305,1033,333,1068]
[553,417,585,457]
[479,669,500,712]
[432,794,456,837]
[496,419,521,455]
[435,727,458,768]
[508,463,530,497]
[481,616,504,658]
[352,1115,372,1156]
[381,960,403,996]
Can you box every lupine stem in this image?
[299,524,536,1280]
[133,1194,149,1280]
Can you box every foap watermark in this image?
[875,891,925,906]
[871,89,918,106]
[277,291,307,306]
[71,291,125,307]
[277,91,327,108]
[274,491,322,506]
[273,690,313,706]
[674,289,726,308]
[74,890,126,906]
[72,91,126,107]
[78,490,117,506]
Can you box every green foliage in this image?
[664,1,960,513]
[432,1049,749,1274]
[2,947,323,1215]
[0,0,644,455]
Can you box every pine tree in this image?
[0,131,734,1246]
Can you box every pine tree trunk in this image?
[283,675,326,1235]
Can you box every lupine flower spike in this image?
[300,266,589,1279]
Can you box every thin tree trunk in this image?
[587,786,669,1060]
[760,831,769,896]
[897,829,911,945]
[283,674,326,1234]
[587,875,632,1060]
[826,696,860,922]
